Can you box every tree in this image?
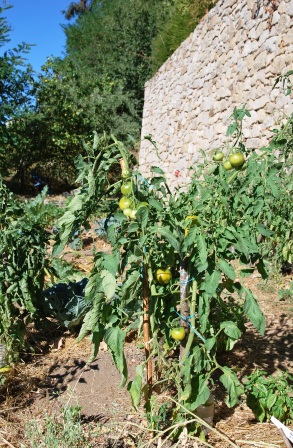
[63,0,92,20]
[0,7,35,178]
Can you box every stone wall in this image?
[139,0,293,187]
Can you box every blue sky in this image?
[1,0,71,74]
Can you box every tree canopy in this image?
[0,0,218,189]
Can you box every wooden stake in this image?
[119,157,126,172]
[179,259,189,359]
[143,263,152,399]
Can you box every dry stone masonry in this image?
[139,0,293,188]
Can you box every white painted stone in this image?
[287,1,293,16]
[246,138,262,148]
[272,11,280,26]
[264,36,278,53]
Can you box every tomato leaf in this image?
[88,323,105,363]
[136,206,149,229]
[150,226,181,253]
[103,253,119,277]
[104,326,128,387]
[219,366,244,407]
[127,365,143,409]
[256,224,274,237]
[101,269,116,301]
[188,374,211,411]
[77,301,101,342]
[205,337,216,351]
[121,270,141,302]
[204,270,221,296]
[243,287,265,335]
[220,321,242,340]
[106,224,116,245]
[148,197,163,211]
[216,259,236,281]
[195,234,208,272]
[151,166,164,174]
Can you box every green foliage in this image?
[0,7,34,177]
[244,369,293,424]
[38,278,89,329]
[51,91,292,435]
[151,0,218,73]
[23,405,91,448]
[0,181,52,359]
[278,282,293,302]
[53,121,284,429]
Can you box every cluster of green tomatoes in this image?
[212,150,246,170]
[155,269,187,341]
[118,169,148,219]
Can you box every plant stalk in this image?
[181,280,197,364]
[179,259,189,359]
[143,262,152,399]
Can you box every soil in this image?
[0,196,292,447]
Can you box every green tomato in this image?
[137,202,149,208]
[171,327,185,341]
[122,169,131,179]
[129,209,137,219]
[213,151,224,161]
[123,208,132,217]
[121,182,132,196]
[155,268,172,285]
[223,160,233,170]
[229,152,245,167]
[119,196,134,211]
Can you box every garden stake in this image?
[179,259,189,359]
[143,262,152,399]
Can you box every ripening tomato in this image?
[129,209,137,219]
[121,183,132,196]
[123,208,132,217]
[213,151,224,161]
[119,196,134,211]
[171,327,185,341]
[229,152,245,167]
[184,215,199,236]
[155,268,172,285]
[223,160,233,170]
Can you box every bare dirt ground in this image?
[0,201,292,448]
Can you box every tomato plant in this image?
[0,182,53,360]
[51,95,292,439]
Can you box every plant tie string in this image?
[136,173,155,190]
[173,309,206,343]
[179,276,194,298]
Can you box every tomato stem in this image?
[181,280,197,365]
